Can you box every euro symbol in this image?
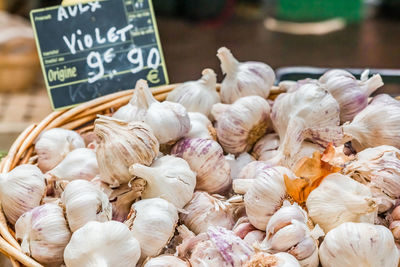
[147,69,160,84]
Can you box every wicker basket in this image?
[0,83,284,266]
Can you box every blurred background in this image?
[0,0,400,151]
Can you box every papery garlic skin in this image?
[245,252,301,267]
[343,94,400,151]
[0,164,45,225]
[126,198,179,259]
[61,179,112,232]
[94,115,159,187]
[226,152,255,180]
[64,221,140,267]
[252,133,280,160]
[181,191,235,234]
[271,83,341,158]
[15,203,71,265]
[319,222,399,267]
[166,69,220,118]
[144,255,188,267]
[34,128,85,173]
[306,173,377,233]
[129,155,196,208]
[212,95,270,155]
[319,69,383,123]
[243,166,294,230]
[46,148,99,182]
[185,112,216,140]
[171,138,231,194]
[343,145,400,212]
[217,47,275,104]
[113,79,190,144]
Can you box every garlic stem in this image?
[217,47,239,75]
[130,164,154,185]
[136,79,157,107]
[233,179,254,194]
[345,195,377,214]
[360,74,383,97]
[201,68,217,88]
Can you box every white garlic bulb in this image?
[225,152,255,180]
[262,201,322,267]
[306,173,377,233]
[185,112,216,140]
[212,95,270,155]
[113,79,190,144]
[61,179,112,232]
[0,164,45,225]
[94,115,159,187]
[166,69,220,118]
[181,191,235,234]
[343,145,400,213]
[45,147,99,182]
[129,155,196,208]
[217,47,275,104]
[343,94,400,151]
[125,198,178,259]
[271,83,342,158]
[64,221,141,267]
[15,203,71,265]
[252,133,280,160]
[171,138,231,194]
[245,252,301,267]
[319,222,399,267]
[236,166,295,230]
[144,255,188,267]
[34,128,85,173]
[319,69,383,123]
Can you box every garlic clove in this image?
[94,115,159,187]
[125,198,179,259]
[252,133,280,160]
[45,147,99,182]
[390,221,400,241]
[392,206,400,221]
[217,47,275,104]
[34,128,85,173]
[212,95,271,155]
[15,203,71,265]
[166,68,220,119]
[144,255,189,267]
[0,164,46,225]
[243,230,266,246]
[61,179,112,232]
[129,155,196,209]
[185,112,216,140]
[266,220,307,252]
[287,236,316,261]
[171,138,231,194]
[64,221,141,267]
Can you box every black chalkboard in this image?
[30,0,168,110]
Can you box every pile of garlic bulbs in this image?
[2,47,400,267]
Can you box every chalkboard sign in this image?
[30,0,168,110]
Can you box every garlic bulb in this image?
[212,95,270,155]
[245,252,301,267]
[0,164,45,225]
[171,138,231,194]
[34,128,85,172]
[217,47,275,104]
[166,69,220,118]
[262,201,322,267]
[185,112,216,140]
[61,179,112,232]
[343,145,400,212]
[15,203,71,265]
[129,155,196,208]
[271,83,342,158]
[226,152,255,180]
[113,79,190,144]
[306,173,377,233]
[319,69,383,123]
[46,147,99,182]
[235,166,295,230]
[125,198,178,259]
[319,222,399,267]
[252,133,280,160]
[343,94,400,151]
[94,115,159,187]
[144,255,188,267]
[64,221,141,267]
[181,191,235,234]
